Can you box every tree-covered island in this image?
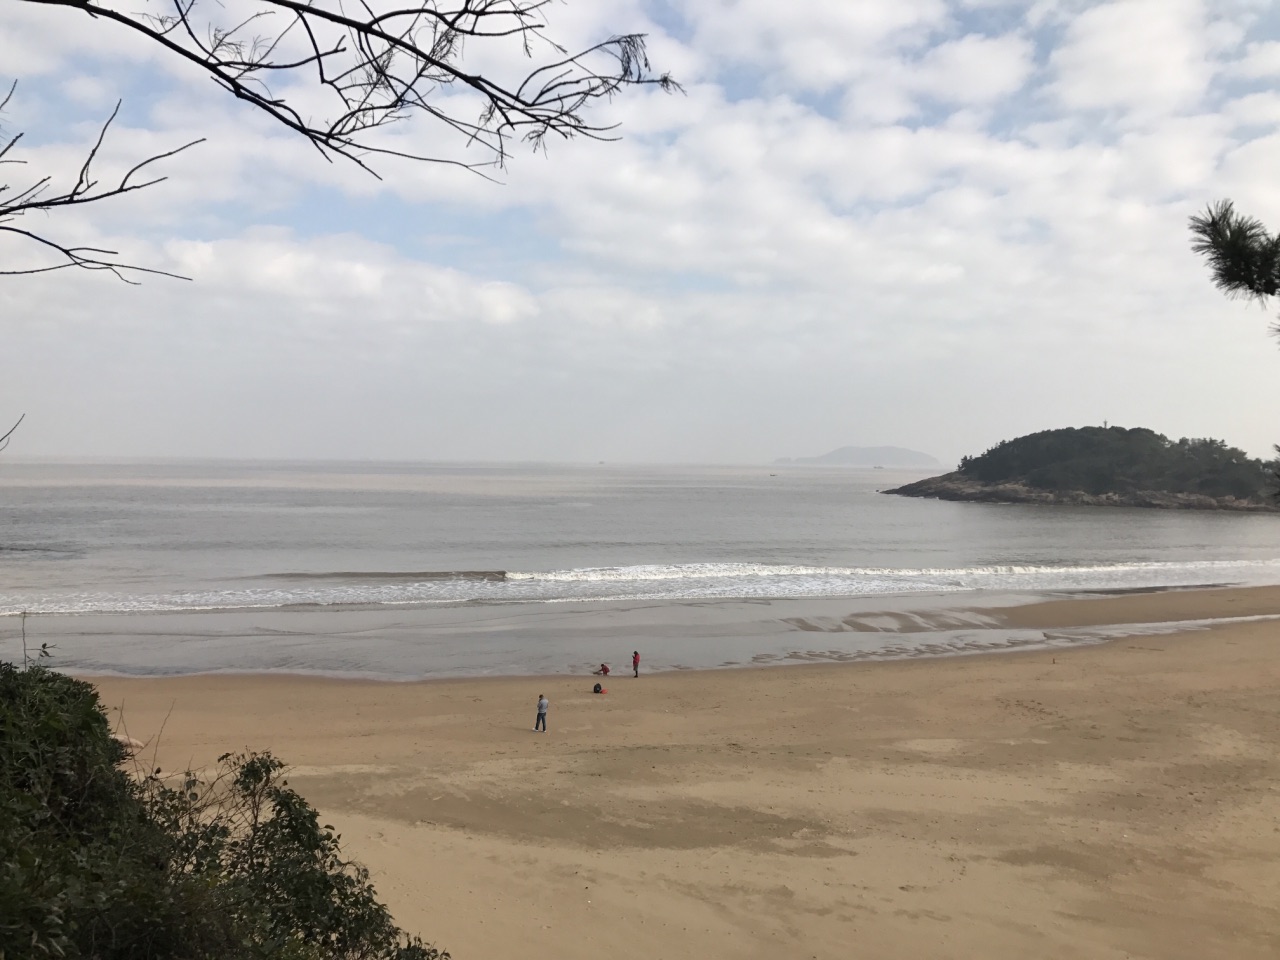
[885,426,1278,512]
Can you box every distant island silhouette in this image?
[884,426,1276,512]
[775,446,942,469]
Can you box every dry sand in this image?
[91,586,1280,959]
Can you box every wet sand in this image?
[21,582,1280,679]
[90,585,1280,959]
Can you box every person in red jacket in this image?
[632,650,640,677]
[593,663,610,677]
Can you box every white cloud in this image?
[1049,0,1213,116]
[160,230,543,327]
[1232,40,1280,78]
[683,0,950,90]
[1225,92,1280,129]
[914,33,1036,104]
[3,0,1280,462]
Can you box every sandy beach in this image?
[90,585,1280,959]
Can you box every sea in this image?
[2,460,1279,678]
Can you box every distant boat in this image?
[873,465,884,470]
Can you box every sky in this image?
[3,0,1280,465]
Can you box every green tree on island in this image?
[957,426,1268,500]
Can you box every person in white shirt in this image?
[534,694,549,732]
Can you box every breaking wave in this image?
[4,558,1280,616]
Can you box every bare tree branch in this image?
[0,93,203,280]
[18,0,679,175]
[3,1,677,280]
[0,414,24,452]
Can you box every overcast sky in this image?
[3,0,1280,465]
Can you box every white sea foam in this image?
[5,558,1280,616]
[509,559,1280,582]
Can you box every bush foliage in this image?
[0,662,445,960]
[956,426,1272,499]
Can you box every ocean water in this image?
[2,460,1279,676]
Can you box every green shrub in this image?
[0,662,446,960]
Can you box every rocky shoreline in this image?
[883,472,1278,512]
